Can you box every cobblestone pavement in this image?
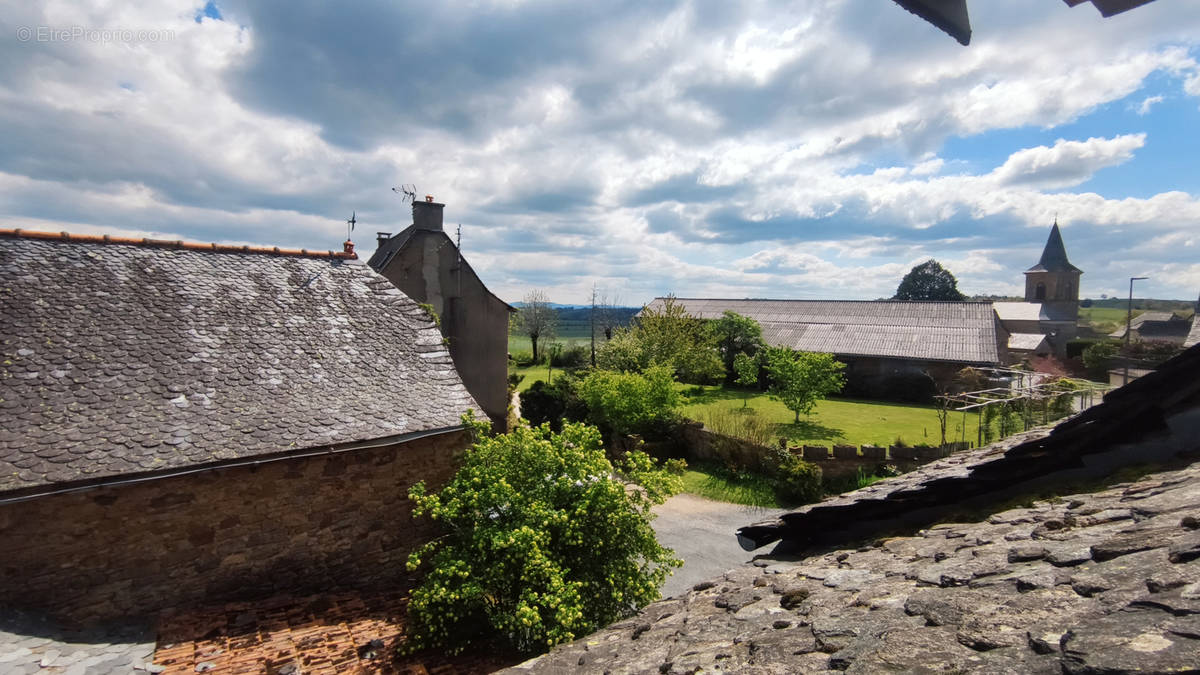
[0,609,158,674]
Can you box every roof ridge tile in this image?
[0,228,357,260]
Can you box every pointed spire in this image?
[1027,221,1081,273]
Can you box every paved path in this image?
[0,609,158,674]
[651,493,789,598]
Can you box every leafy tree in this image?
[733,351,760,408]
[577,365,680,435]
[406,417,682,654]
[516,290,558,363]
[765,348,846,423]
[892,260,967,301]
[1081,341,1119,380]
[595,296,723,384]
[709,311,766,384]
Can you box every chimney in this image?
[376,231,392,246]
[412,197,444,232]
[343,240,356,258]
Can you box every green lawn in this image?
[509,363,562,392]
[679,385,981,448]
[508,335,594,355]
[678,464,781,508]
[1078,307,1137,335]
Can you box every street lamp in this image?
[1124,276,1148,385]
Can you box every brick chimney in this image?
[412,197,444,232]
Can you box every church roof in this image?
[1026,222,1082,274]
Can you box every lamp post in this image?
[1124,276,1148,386]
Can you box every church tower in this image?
[1024,221,1082,320]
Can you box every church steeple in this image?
[1027,220,1082,274]
[1024,220,1082,308]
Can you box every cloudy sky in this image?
[2,1,1199,305]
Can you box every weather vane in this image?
[392,184,417,204]
[346,211,356,241]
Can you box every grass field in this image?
[1078,307,1136,335]
[507,335,593,355]
[679,385,981,448]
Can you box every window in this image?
[1035,283,1046,300]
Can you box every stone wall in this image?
[0,430,467,624]
[675,423,971,482]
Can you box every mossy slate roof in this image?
[0,232,480,496]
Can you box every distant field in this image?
[508,335,594,355]
[1078,307,1132,335]
[1078,306,1193,336]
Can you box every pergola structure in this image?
[936,367,1111,447]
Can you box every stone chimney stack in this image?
[412,196,444,232]
[376,232,392,246]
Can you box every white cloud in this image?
[1137,94,1164,115]
[991,135,1146,189]
[1,0,1200,303]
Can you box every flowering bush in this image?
[405,417,682,654]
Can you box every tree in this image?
[765,348,846,423]
[733,352,760,408]
[596,296,722,384]
[577,365,680,435]
[709,311,765,384]
[516,290,558,363]
[892,260,967,301]
[406,416,681,654]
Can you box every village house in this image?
[1109,311,1193,344]
[369,198,513,430]
[0,229,480,624]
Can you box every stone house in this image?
[0,229,481,623]
[1109,311,1192,344]
[370,198,513,430]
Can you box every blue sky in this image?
[1,0,1198,305]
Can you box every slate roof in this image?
[1026,222,1082,274]
[1109,312,1191,339]
[643,298,1002,365]
[1186,316,1200,348]
[0,230,480,497]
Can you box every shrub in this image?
[510,349,537,366]
[772,454,823,504]
[1081,341,1119,379]
[520,375,588,431]
[406,418,682,654]
[550,344,589,369]
[577,366,680,436]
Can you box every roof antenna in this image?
[392,184,417,204]
[346,211,356,241]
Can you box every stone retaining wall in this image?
[676,423,973,481]
[0,430,467,624]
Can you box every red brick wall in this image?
[0,430,467,624]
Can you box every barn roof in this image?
[0,230,480,498]
[642,298,1003,365]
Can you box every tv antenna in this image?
[392,184,417,204]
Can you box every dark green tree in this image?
[893,260,967,301]
[708,311,765,384]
